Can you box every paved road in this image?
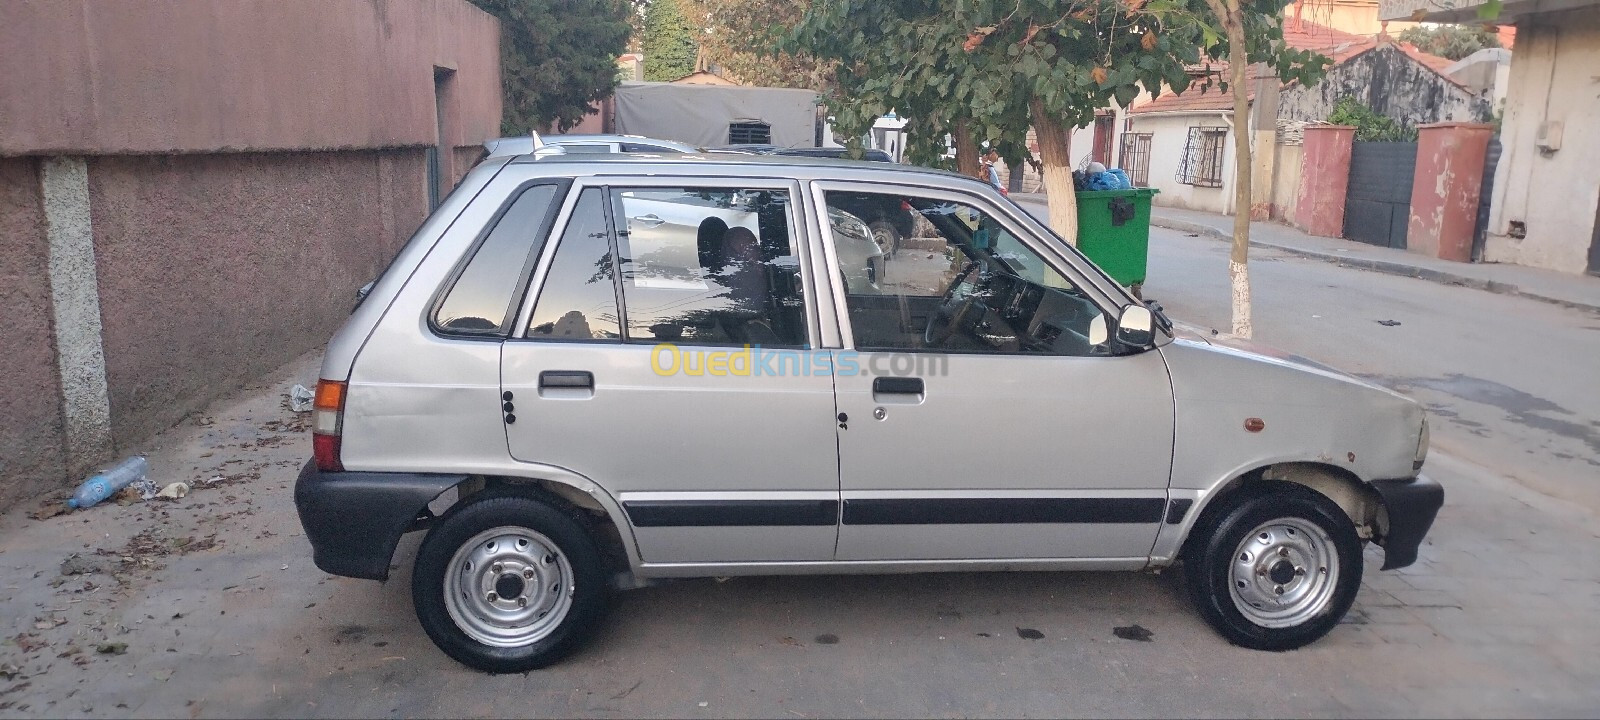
[2,222,1598,718]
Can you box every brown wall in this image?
[86,150,429,446]
[0,0,501,155]
[0,158,68,494]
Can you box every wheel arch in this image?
[424,471,643,587]
[1164,461,1383,564]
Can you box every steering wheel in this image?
[924,260,983,347]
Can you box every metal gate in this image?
[1343,141,1417,249]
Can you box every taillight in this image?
[312,379,346,472]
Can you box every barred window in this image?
[1118,132,1153,187]
[1176,127,1227,188]
[728,121,771,145]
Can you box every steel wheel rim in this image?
[1228,517,1339,628]
[443,526,575,648]
[870,225,896,260]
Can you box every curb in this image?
[1151,216,1600,315]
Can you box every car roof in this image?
[504,151,973,185]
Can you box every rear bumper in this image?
[1371,474,1444,571]
[293,461,466,581]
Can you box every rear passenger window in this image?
[612,187,808,347]
[433,184,561,335]
[527,189,622,340]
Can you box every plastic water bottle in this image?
[67,456,149,509]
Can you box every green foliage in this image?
[787,0,1332,170]
[688,0,834,88]
[1327,97,1417,142]
[470,0,631,134]
[1397,24,1501,61]
[643,0,699,81]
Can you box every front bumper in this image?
[1371,474,1444,570]
[293,461,466,581]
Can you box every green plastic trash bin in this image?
[1074,188,1159,290]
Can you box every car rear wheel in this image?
[413,492,609,673]
[1184,484,1363,651]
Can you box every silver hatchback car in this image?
[295,153,1441,673]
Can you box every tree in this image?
[643,0,699,81]
[1398,24,1501,61]
[792,3,1325,249]
[683,0,835,89]
[470,0,631,134]
[1200,0,1257,336]
[793,1,1328,337]
[1327,97,1416,141]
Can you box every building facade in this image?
[1383,0,1600,275]
[0,0,502,503]
[1126,21,1480,216]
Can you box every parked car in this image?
[712,144,895,163]
[295,152,1441,673]
[710,146,911,257]
[483,134,698,159]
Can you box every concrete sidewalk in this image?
[1013,192,1600,314]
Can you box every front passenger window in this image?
[825,192,1107,356]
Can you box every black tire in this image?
[868,219,902,259]
[1184,483,1363,651]
[412,492,610,673]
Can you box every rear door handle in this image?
[539,371,593,389]
[633,214,666,228]
[873,377,924,395]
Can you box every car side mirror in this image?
[1116,304,1155,348]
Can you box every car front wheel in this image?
[1184,484,1363,651]
[868,220,901,261]
[412,492,609,673]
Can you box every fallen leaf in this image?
[1113,624,1155,642]
[96,642,128,655]
[27,503,69,521]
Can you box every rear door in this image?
[500,177,840,565]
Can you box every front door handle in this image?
[873,377,924,395]
[539,370,594,389]
[633,214,666,228]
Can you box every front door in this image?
[814,184,1174,563]
[501,179,839,565]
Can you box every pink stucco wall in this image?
[1294,125,1357,238]
[1409,123,1493,263]
[88,150,429,446]
[0,158,68,499]
[0,0,502,155]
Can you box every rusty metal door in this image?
[1343,141,1417,249]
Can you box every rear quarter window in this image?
[431,183,564,336]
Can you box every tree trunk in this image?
[1031,100,1079,246]
[953,119,982,179]
[1204,0,1254,338]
